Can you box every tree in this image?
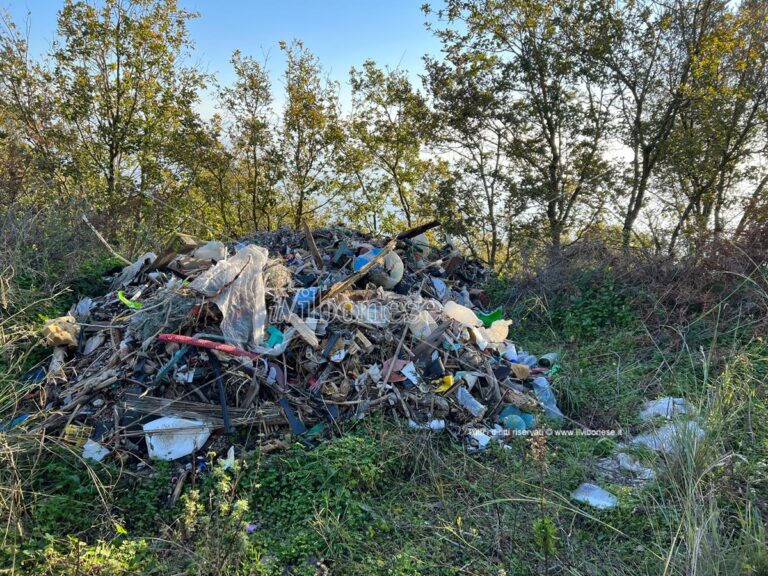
[347,61,434,227]
[425,0,614,257]
[279,40,344,228]
[584,0,729,246]
[661,0,768,252]
[52,0,204,236]
[424,48,525,270]
[0,11,67,206]
[219,51,283,232]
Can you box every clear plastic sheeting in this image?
[533,376,564,420]
[111,252,156,290]
[632,420,705,453]
[190,244,269,350]
[639,397,691,421]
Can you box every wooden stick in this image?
[303,221,325,270]
[394,220,440,240]
[81,214,131,265]
[321,239,397,302]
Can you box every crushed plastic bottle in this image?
[571,483,618,509]
[532,376,564,421]
[456,386,486,418]
[503,343,518,362]
[408,310,438,339]
[517,353,539,368]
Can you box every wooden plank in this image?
[303,221,325,269]
[146,233,200,272]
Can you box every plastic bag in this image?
[190,244,268,349]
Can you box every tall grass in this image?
[636,317,768,575]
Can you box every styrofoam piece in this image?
[443,301,483,327]
[82,439,110,462]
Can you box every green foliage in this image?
[27,451,104,536]
[532,516,558,559]
[1,1,768,574]
[244,429,404,566]
[553,273,637,340]
[178,463,252,575]
[114,460,172,533]
[18,536,160,576]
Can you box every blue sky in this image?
[3,0,442,114]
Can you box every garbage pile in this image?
[20,221,565,464]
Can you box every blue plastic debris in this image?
[266,326,284,348]
[499,405,535,430]
[353,248,382,271]
[293,287,319,314]
[0,414,29,431]
[21,365,46,383]
[279,398,307,434]
[532,376,564,420]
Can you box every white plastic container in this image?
[143,417,212,461]
[443,301,482,327]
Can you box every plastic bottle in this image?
[455,386,486,418]
[532,376,564,420]
[503,343,518,362]
[538,352,559,368]
[408,310,438,339]
[518,354,539,368]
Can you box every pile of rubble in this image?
[18,221,564,466]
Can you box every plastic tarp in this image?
[190,244,269,350]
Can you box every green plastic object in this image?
[304,423,325,437]
[266,326,284,348]
[477,307,504,327]
[117,290,143,309]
